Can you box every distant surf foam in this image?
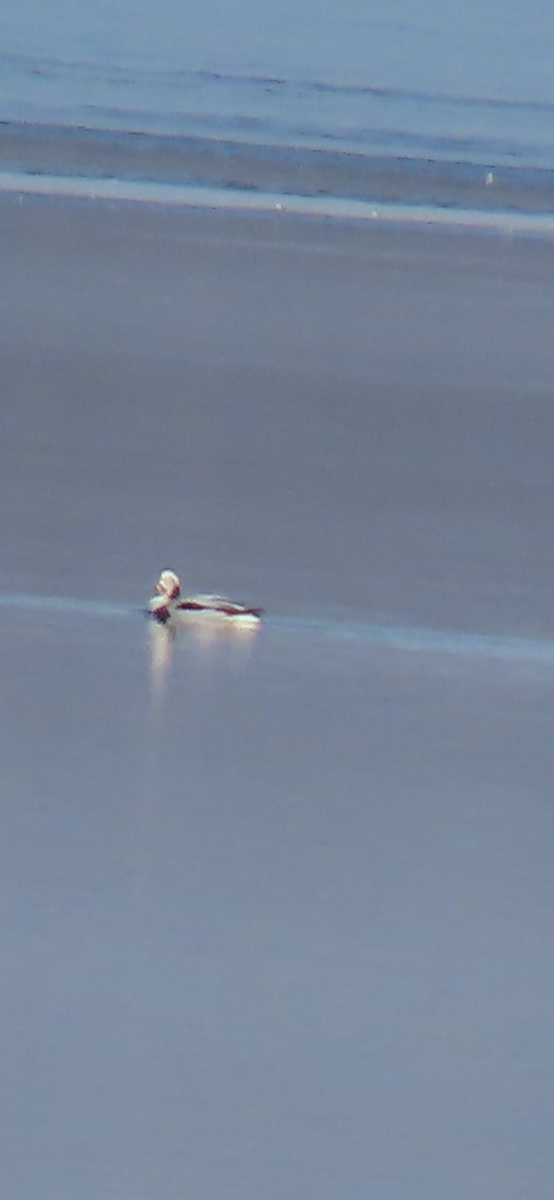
[2,170,554,238]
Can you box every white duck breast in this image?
[148,571,262,624]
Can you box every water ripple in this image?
[1,592,554,664]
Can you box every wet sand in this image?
[2,195,554,1199]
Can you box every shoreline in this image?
[3,168,554,239]
[3,119,554,229]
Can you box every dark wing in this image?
[176,594,262,617]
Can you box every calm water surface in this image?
[1,604,554,1200]
[1,196,554,1197]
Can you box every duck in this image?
[148,569,263,627]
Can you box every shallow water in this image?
[2,603,554,1200]
[4,196,554,635]
[1,10,554,1194]
[3,194,554,1198]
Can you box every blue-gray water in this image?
[2,195,554,1198]
[2,599,554,1200]
[3,4,554,1194]
[3,0,554,169]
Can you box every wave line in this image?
[3,53,554,116]
[3,171,554,237]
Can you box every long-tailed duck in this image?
[148,570,263,627]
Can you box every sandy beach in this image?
[2,194,554,1199]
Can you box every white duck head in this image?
[148,569,182,619]
[156,570,181,601]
